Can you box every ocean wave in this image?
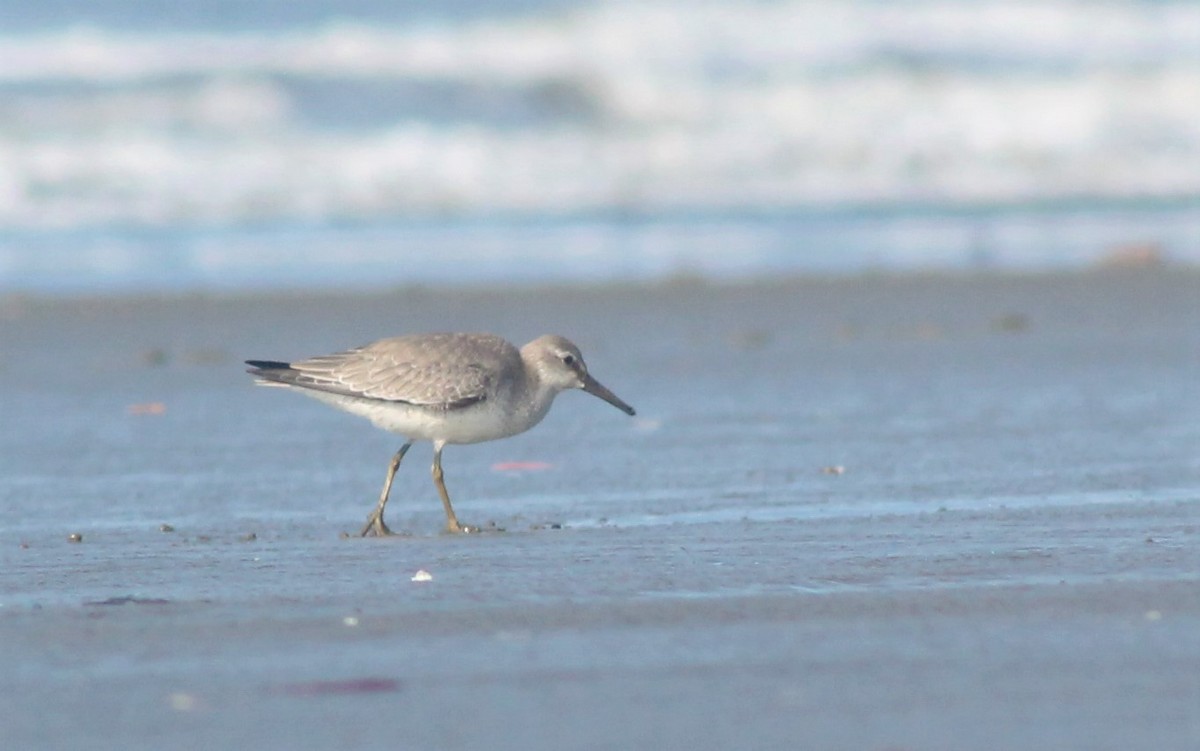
[0,1,1198,228]
[3,2,1197,83]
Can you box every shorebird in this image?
[245,333,635,535]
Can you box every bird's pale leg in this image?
[361,443,412,537]
[431,442,468,533]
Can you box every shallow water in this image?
[1,269,1199,749]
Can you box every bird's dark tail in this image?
[246,359,291,371]
[246,359,297,386]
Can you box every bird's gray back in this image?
[281,333,521,409]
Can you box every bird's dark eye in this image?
[561,354,576,366]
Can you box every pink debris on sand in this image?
[491,461,553,472]
[127,402,167,415]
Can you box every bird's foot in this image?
[360,513,394,537]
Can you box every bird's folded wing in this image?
[287,348,493,410]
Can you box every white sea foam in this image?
[1,1,1198,231]
[0,0,1198,292]
[2,2,1197,83]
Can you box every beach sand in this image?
[1,268,1198,749]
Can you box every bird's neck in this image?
[513,363,559,431]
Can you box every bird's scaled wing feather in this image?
[289,344,495,409]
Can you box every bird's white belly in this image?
[302,390,548,445]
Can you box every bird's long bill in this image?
[581,373,636,416]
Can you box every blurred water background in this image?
[1,0,1198,294]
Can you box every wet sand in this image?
[2,268,1199,749]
